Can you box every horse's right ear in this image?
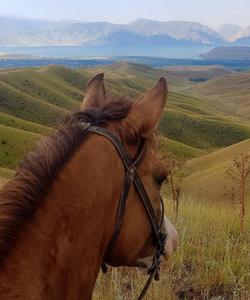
[80,73,107,110]
[125,77,168,137]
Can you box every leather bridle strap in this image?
[79,122,167,299]
[85,124,162,237]
[101,169,135,265]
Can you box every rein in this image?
[79,122,167,299]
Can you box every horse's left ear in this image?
[80,73,107,110]
[126,77,168,137]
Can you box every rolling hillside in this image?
[0,167,14,188]
[0,124,42,169]
[192,70,250,119]
[0,63,250,171]
[84,62,191,94]
[0,111,51,134]
[69,63,250,149]
[159,136,205,160]
[182,139,250,201]
[162,65,233,81]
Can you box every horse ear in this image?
[80,73,107,110]
[127,77,168,137]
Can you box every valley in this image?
[0,62,249,202]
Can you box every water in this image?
[0,45,213,59]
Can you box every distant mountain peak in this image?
[128,19,224,44]
[237,26,250,39]
[218,24,243,41]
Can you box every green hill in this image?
[0,111,51,134]
[192,70,250,119]
[0,166,14,178]
[85,63,250,148]
[0,68,81,110]
[182,139,250,201]
[0,63,250,170]
[162,65,233,81]
[84,62,191,95]
[0,80,67,126]
[0,167,14,188]
[39,65,90,91]
[160,109,250,149]
[0,177,9,189]
[0,124,41,169]
[159,136,205,160]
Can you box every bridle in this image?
[79,122,167,299]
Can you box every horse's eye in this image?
[155,174,167,186]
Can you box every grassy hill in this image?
[0,111,51,134]
[159,136,205,160]
[85,63,250,149]
[0,68,81,110]
[84,62,191,94]
[162,65,233,81]
[192,70,250,119]
[0,124,41,169]
[182,139,250,201]
[160,109,250,149]
[0,63,250,170]
[39,65,90,91]
[0,167,14,188]
[0,177,9,189]
[0,79,67,127]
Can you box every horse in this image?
[0,73,177,299]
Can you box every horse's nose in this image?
[162,216,178,259]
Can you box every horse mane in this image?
[0,99,132,264]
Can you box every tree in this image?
[164,157,182,222]
[226,153,250,233]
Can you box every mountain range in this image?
[0,16,250,47]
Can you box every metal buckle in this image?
[79,122,91,130]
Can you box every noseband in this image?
[80,122,167,299]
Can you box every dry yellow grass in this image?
[182,139,250,201]
[0,153,249,299]
[192,71,250,119]
[93,198,250,299]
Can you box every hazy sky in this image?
[0,0,249,28]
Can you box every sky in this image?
[0,0,249,28]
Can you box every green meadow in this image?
[0,63,250,299]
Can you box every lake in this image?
[0,45,213,59]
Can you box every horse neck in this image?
[0,134,124,299]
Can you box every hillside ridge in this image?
[0,63,250,171]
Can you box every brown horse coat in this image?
[0,74,177,299]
